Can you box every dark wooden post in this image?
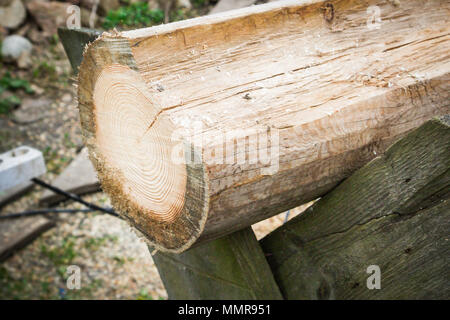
[261,116,450,299]
[58,27,101,75]
[152,227,283,300]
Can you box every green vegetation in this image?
[39,237,105,299]
[63,279,104,300]
[32,61,57,81]
[113,256,126,266]
[0,95,21,115]
[0,73,33,93]
[0,266,32,299]
[84,234,118,251]
[1,234,122,300]
[49,35,60,56]
[192,0,208,8]
[41,236,78,267]
[43,146,58,167]
[170,8,189,22]
[170,0,212,22]
[0,72,34,115]
[136,288,154,300]
[43,144,76,174]
[42,146,72,174]
[64,132,77,149]
[103,2,164,29]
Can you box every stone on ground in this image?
[12,98,51,124]
[1,35,32,65]
[209,0,256,14]
[0,0,26,29]
[26,1,72,36]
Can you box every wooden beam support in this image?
[261,116,450,299]
[152,227,283,299]
[58,27,101,74]
[78,0,450,252]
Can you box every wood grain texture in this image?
[153,227,283,299]
[78,0,450,252]
[261,116,450,299]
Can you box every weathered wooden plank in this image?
[40,148,100,206]
[0,216,54,262]
[261,116,450,299]
[153,227,283,299]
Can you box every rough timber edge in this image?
[121,0,322,40]
[77,31,210,253]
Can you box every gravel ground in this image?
[1,191,168,300]
[0,39,168,300]
[252,202,314,240]
[0,184,309,300]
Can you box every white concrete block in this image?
[0,146,46,192]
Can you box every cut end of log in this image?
[93,64,187,223]
[78,35,209,253]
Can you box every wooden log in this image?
[153,227,283,299]
[78,0,450,252]
[57,28,282,299]
[261,116,450,299]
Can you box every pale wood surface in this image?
[78,0,450,252]
[261,116,450,299]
